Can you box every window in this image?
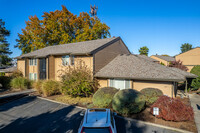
[109,79,130,90]
[34,73,37,80]
[29,59,37,66]
[29,73,37,80]
[62,55,74,66]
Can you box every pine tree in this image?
[139,46,149,56]
[0,19,12,66]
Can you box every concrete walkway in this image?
[0,89,36,99]
[189,94,200,133]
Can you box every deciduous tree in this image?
[168,60,188,71]
[15,6,111,54]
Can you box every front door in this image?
[39,58,46,80]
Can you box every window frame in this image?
[109,79,130,90]
[29,58,37,66]
[62,55,75,66]
[29,73,37,80]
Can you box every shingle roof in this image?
[152,55,175,62]
[95,54,185,82]
[169,67,198,78]
[0,66,17,73]
[134,54,159,62]
[16,37,119,59]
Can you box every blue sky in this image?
[0,0,200,57]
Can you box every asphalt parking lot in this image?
[0,96,182,133]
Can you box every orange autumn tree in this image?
[15,5,111,54]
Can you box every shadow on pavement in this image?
[115,116,146,133]
[0,105,83,133]
[0,96,37,112]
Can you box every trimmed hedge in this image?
[112,89,145,115]
[151,96,194,121]
[140,88,163,106]
[93,87,119,108]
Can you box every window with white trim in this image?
[29,59,37,66]
[29,73,37,80]
[109,79,131,90]
[62,55,74,66]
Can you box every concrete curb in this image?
[38,96,192,133]
[0,89,36,99]
[37,96,87,110]
[116,115,192,133]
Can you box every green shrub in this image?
[112,89,145,115]
[190,65,200,77]
[190,66,200,91]
[0,76,12,89]
[160,62,165,66]
[42,80,61,97]
[93,87,119,108]
[140,88,163,106]
[33,80,43,95]
[60,61,98,97]
[0,72,5,76]
[10,77,31,90]
[191,77,200,91]
[11,70,23,78]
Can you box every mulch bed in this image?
[43,95,198,132]
[127,107,197,132]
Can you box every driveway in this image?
[189,94,200,133]
[0,96,183,133]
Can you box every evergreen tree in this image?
[139,46,149,56]
[0,19,12,66]
[180,43,192,53]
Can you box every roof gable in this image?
[134,54,158,62]
[95,54,185,81]
[151,55,175,62]
[16,37,120,59]
[175,47,200,57]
